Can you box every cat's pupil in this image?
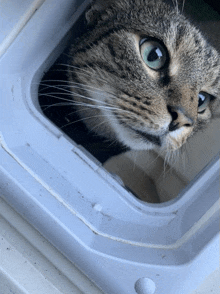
[147,47,162,62]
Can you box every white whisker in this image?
[171,0,179,14]
[67,63,119,89]
[42,102,73,111]
[40,89,135,117]
[61,113,117,129]
[40,92,121,112]
[40,80,103,93]
[181,0,185,13]
[39,78,119,100]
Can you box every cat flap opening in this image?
[38,0,220,203]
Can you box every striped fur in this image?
[68,0,220,152]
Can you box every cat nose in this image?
[167,106,194,132]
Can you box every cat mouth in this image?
[133,128,162,146]
[115,115,191,151]
[115,117,163,147]
[113,117,168,148]
[118,121,190,151]
[125,125,163,147]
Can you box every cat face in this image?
[68,0,220,152]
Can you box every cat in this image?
[68,0,220,155]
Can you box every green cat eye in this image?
[140,39,167,70]
[198,92,211,113]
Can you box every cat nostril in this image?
[171,111,178,121]
[167,106,179,131]
[167,106,178,121]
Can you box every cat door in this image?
[0,1,219,294]
[38,0,220,204]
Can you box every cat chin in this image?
[121,139,157,151]
[165,127,192,151]
[121,137,185,152]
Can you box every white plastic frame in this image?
[0,1,219,293]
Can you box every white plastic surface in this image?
[0,0,45,57]
[0,197,219,294]
[0,1,219,294]
[0,197,104,294]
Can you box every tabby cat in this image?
[68,0,220,154]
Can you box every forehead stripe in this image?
[75,26,124,55]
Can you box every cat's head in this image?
[69,0,220,152]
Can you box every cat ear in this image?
[85,0,116,25]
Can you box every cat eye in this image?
[140,39,167,70]
[198,92,211,113]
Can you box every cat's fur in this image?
[68,0,220,153]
